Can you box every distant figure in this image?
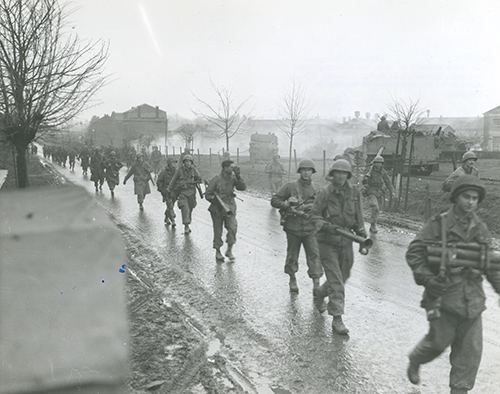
[150,146,162,178]
[442,151,479,192]
[123,153,154,210]
[157,158,178,226]
[78,147,90,176]
[90,148,105,192]
[68,150,76,172]
[265,154,286,194]
[104,151,123,198]
[377,116,390,132]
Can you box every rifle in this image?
[215,193,233,215]
[321,222,373,255]
[195,183,204,199]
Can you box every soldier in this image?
[265,154,286,194]
[150,145,163,179]
[311,159,366,334]
[90,148,105,192]
[123,153,154,210]
[442,151,479,192]
[271,159,323,293]
[104,151,123,198]
[68,149,76,172]
[377,115,390,132]
[79,147,90,176]
[362,155,394,233]
[205,159,246,262]
[168,154,202,234]
[157,158,178,226]
[406,175,500,394]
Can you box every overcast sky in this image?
[70,0,500,120]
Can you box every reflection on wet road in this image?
[56,163,500,393]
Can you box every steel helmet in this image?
[183,154,194,162]
[462,151,478,162]
[373,155,384,163]
[328,159,352,178]
[450,175,485,203]
[297,159,316,173]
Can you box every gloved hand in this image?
[233,166,241,176]
[357,229,368,239]
[425,277,449,298]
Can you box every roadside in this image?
[1,152,236,393]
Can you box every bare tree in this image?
[193,80,250,153]
[0,0,109,187]
[279,80,308,178]
[175,123,207,151]
[387,98,425,209]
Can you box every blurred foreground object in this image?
[0,185,129,394]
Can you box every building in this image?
[89,104,167,147]
[483,105,500,151]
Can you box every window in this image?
[492,117,500,127]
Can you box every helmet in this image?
[462,151,477,162]
[373,155,384,163]
[110,151,116,156]
[328,159,352,178]
[297,159,316,173]
[221,159,234,167]
[344,147,355,155]
[183,154,194,162]
[450,175,485,203]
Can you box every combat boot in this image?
[184,224,191,234]
[331,315,349,335]
[111,190,115,198]
[289,275,299,293]
[312,278,320,291]
[139,203,144,211]
[225,245,235,261]
[406,359,420,385]
[369,223,378,233]
[313,288,327,313]
[215,249,224,262]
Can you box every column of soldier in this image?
[45,142,499,394]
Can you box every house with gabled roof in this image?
[483,105,500,151]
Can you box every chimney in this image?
[354,111,360,119]
[426,109,430,118]
[155,106,159,118]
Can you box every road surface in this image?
[45,159,500,394]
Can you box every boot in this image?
[164,211,170,225]
[111,190,114,198]
[450,389,468,394]
[215,249,224,262]
[369,223,378,233]
[184,224,191,234]
[312,278,320,291]
[406,359,420,385]
[225,245,235,261]
[332,315,349,335]
[313,288,327,313]
[289,275,299,293]
[139,203,144,211]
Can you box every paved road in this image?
[48,159,500,394]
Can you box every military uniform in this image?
[90,152,105,191]
[124,161,153,208]
[157,162,178,225]
[265,159,286,194]
[362,163,393,232]
[104,156,123,195]
[168,164,201,227]
[442,165,479,192]
[406,176,500,393]
[271,178,323,281]
[205,168,246,257]
[311,181,365,318]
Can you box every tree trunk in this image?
[288,134,293,181]
[225,131,229,153]
[15,143,29,188]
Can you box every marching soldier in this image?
[271,159,323,293]
[205,159,246,262]
[442,151,479,192]
[265,154,286,194]
[150,145,163,179]
[104,151,123,198]
[362,155,394,233]
[90,148,105,192]
[311,159,367,334]
[123,153,154,210]
[157,158,178,226]
[168,154,202,234]
[79,147,91,176]
[406,175,500,394]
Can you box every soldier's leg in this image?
[339,245,354,282]
[302,233,323,280]
[284,232,302,276]
[449,315,482,393]
[368,194,380,231]
[177,195,190,225]
[409,310,457,366]
[316,243,345,316]
[210,211,224,250]
[224,214,238,246]
[187,194,197,224]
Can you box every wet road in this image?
[49,161,500,394]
